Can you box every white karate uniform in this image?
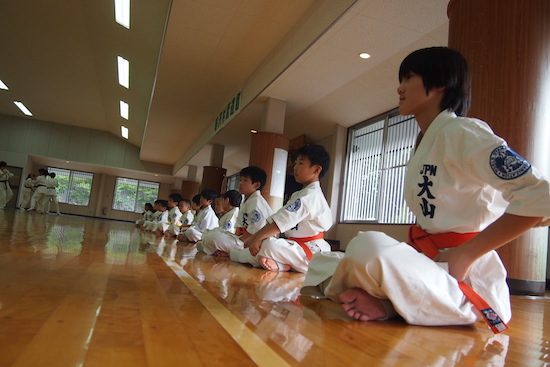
[181,210,194,226]
[231,181,333,273]
[151,210,170,232]
[201,207,240,254]
[39,176,60,214]
[18,177,34,209]
[208,190,273,255]
[136,210,154,226]
[142,210,161,230]
[165,206,183,235]
[303,111,550,326]
[184,205,219,242]
[28,175,48,211]
[0,168,14,209]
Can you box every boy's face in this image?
[238,176,260,197]
[179,202,190,212]
[293,155,321,185]
[153,203,160,211]
[199,196,212,208]
[397,72,442,117]
[168,198,177,208]
[191,202,200,211]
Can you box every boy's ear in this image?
[314,164,322,176]
[252,181,261,190]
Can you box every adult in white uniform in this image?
[0,161,14,210]
[302,47,550,327]
[233,145,333,273]
[18,174,35,210]
[27,169,49,212]
[39,172,60,215]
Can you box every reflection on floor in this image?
[0,209,549,366]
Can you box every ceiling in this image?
[0,0,449,181]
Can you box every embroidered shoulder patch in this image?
[489,146,531,180]
[251,210,261,223]
[285,198,301,212]
[223,222,231,230]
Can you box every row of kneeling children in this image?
[199,145,333,274]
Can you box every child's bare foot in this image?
[260,257,290,272]
[339,288,387,321]
[215,250,229,257]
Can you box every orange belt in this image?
[236,227,246,236]
[408,225,509,334]
[288,232,325,260]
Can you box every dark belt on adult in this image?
[407,224,509,334]
[288,232,325,260]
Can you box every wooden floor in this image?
[1,209,549,366]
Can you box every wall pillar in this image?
[448,0,550,295]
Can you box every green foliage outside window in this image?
[113,178,159,213]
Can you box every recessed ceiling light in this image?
[120,100,129,119]
[115,0,130,29]
[250,129,258,134]
[14,101,32,116]
[121,125,129,139]
[0,79,8,90]
[117,56,129,88]
[359,53,371,59]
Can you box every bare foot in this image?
[339,288,387,321]
[260,257,290,272]
[215,250,229,257]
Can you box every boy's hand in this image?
[248,240,261,256]
[434,246,474,282]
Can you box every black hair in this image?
[0,161,6,168]
[50,172,56,178]
[223,189,243,207]
[154,199,163,205]
[144,203,154,211]
[398,47,471,116]
[191,194,201,205]
[158,200,169,209]
[296,145,330,179]
[180,198,191,208]
[168,192,183,204]
[200,189,218,203]
[239,166,267,191]
[38,168,49,176]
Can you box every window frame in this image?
[48,167,94,207]
[112,177,160,213]
[340,109,419,225]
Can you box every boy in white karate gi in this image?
[302,47,550,328]
[161,193,183,237]
[231,145,333,273]
[201,189,242,255]
[207,166,273,257]
[182,189,219,242]
[136,203,154,227]
[145,200,168,232]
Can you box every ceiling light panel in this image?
[14,101,33,116]
[0,79,8,90]
[121,125,129,139]
[117,56,129,88]
[120,100,129,119]
[115,0,130,29]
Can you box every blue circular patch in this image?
[251,210,261,223]
[285,198,301,212]
[223,222,231,230]
[489,146,531,180]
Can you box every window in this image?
[113,177,159,213]
[48,167,94,206]
[341,110,419,224]
[225,173,239,191]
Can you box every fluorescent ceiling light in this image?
[115,0,130,29]
[14,101,32,116]
[0,79,8,90]
[121,125,129,139]
[120,100,129,119]
[117,56,129,88]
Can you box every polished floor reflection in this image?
[1,209,549,366]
